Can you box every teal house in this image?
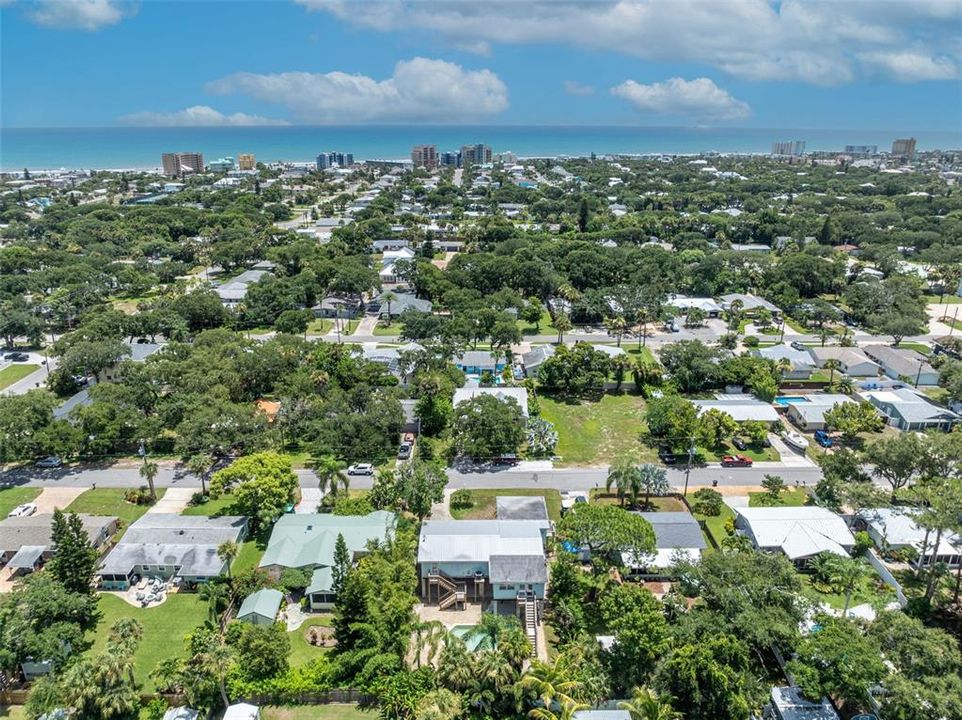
[259,511,395,610]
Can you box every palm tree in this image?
[637,463,669,510]
[529,699,588,720]
[200,642,235,709]
[415,689,463,720]
[826,555,873,616]
[618,687,682,720]
[382,291,398,326]
[611,354,633,390]
[606,458,639,506]
[605,316,627,347]
[139,459,159,501]
[199,582,229,624]
[217,540,238,579]
[726,299,744,332]
[554,313,572,344]
[186,453,211,495]
[824,359,842,387]
[411,619,447,667]
[521,660,582,710]
[469,612,518,650]
[775,357,792,378]
[310,454,349,498]
[838,376,855,395]
[634,307,653,349]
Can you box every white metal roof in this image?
[736,507,854,560]
[417,520,544,564]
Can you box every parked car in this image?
[732,437,748,451]
[721,454,753,467]
[492,454,519,466]
[813,430,834,448]
[35,455,62,468]
[347,463,374,476]
[790,341,807,351]
[8,502,37,518]
[5,352,29,362]
[658,447,678,465]
[397,442,412,460]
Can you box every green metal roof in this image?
[306,566,334,595]
[259,511,396,570]
[237,588,283,621]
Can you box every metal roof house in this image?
[237,587,284,626]
[860,387,959,431]
[784,394,858,431]
[1,513,118,576]
[734,507,855,565]
[216,269,271,308]
[756,344,815,379]
[665,295,724,318]
[858,508,962,568]
[454,350,507,375]
[719,293,782,317]
[98,514,247,590]
[767,686,840,720]
[259,511,395,610]
[693,394,779,423]
[370,292,432,318]
[417,519,547,607]
[521,345,555,378]
[623,512,707,570]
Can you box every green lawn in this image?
[182,493,241,517]
[0,486,41,518]
[288,615,334,667]
[517,309,558,336]
[698,441,780,463]
[939,315,962,331]
[260,706,374,720]
[0,706,26,720]
[799,571,896,611]
[233,538,265,575]
[624,346,658,364]
[66,488,166,524]
[748,488,811,507]
[0,364,40,390]
[692,503,736,550]
[372,322,402,336]
[589,491,686,512]
[925,294,962,304]
[182,495,265,573]
[89,593,206,690]
[894,342,932,356]
[922,386,951,404]
[306,319,333,335]
[450,488,562,522]
[539,392,654,466]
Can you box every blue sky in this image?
[2,0,960,129]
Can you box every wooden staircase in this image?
[429,570,466,611]
[520,593,538,656]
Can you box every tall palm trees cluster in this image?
[606,460,670,510]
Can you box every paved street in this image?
[2,459,824,494]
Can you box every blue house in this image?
[454,351,506,376]
[417,519,547,606]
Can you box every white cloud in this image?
[298,0,962,86]
[15,0,134,30]
[611,77,751,121]
[564,80,595,96]
[858,51,958,82]
[206,57,508,122]
[119,105,289,127]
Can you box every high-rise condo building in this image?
[460,144,492,167]
[316,152,354,170]
[237,154,256,170]
[771,140,806,156]
[843,145,878,156]
[891,138,917,159]
[411,144,438,169]
[162,152,205,176]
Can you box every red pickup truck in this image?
[721,454,753,467]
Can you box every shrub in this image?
[331,495,374,516]
[691,488,723,516]
[143,699,168,720]
[450,489,472,508]
[279,567,311,592]
[723,515,736,536]
[743,335,760,348]
[123,486,155,505]
[853,530,874,556]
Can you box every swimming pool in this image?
[774,396,808,406]
[450,624,492,652]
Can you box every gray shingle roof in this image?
[489,554,547,584]
[0,513,116,553]
[496,496,549,522]
[636,512,706,550]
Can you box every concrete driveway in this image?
[145,487,194,514]
[34,486,87,513]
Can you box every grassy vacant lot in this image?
[692,503,736,550]
[517,309,558,336]
[589,491,686,512]
[539,392,654,466]
[451,488,562,522]
[260,706,374,720]
[0,486,41,518]
[90,593,206,690]
[66,488,166,524]
[288,614,334,667]
[748,488,810,507]
[0,363,39,390]
[306,318,333,335]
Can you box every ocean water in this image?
[2,125,960,171]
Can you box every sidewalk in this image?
[351,315,379,337]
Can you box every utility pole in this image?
[949,306,959,338]
[915,356,925,388]
[683,435,696,497]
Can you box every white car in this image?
[8,502,38,518]
[347,463,375,476]
[35,456,63,468]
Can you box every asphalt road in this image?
[3,460,823,493]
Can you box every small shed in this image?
[162,708,200,720]
[236,588,283,626]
